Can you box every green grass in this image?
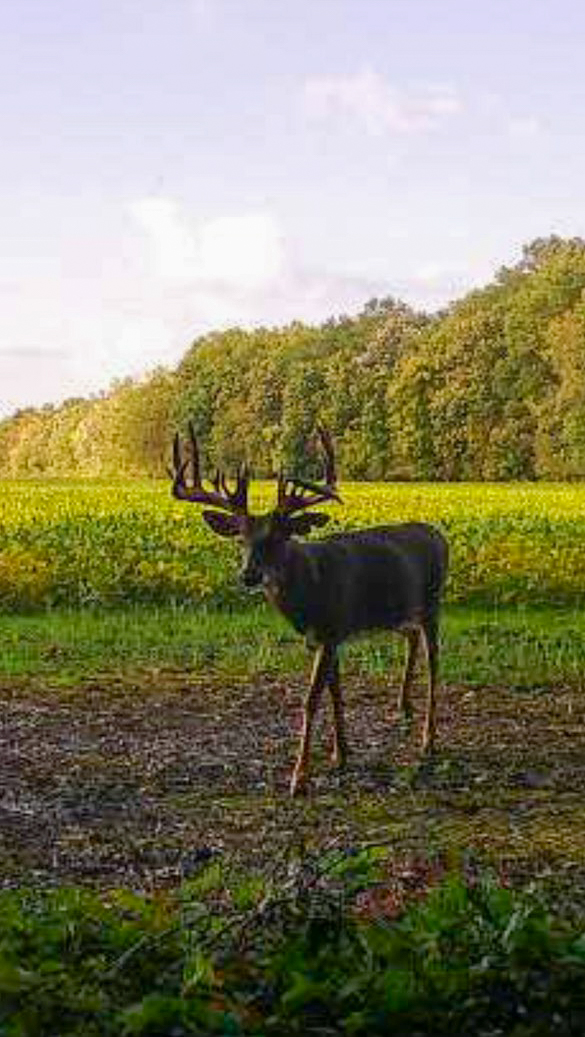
[1,602,585,689]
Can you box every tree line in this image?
[3,235,585,481]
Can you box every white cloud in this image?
[304,69,462,135]
[128,198,198,280]
[197,214,285,289]
[129,200,285,291]
[128,197,381,317]
[114,198,391,371]
[304,74,541,146]
[415,262,455,283]
[393,259,488,311]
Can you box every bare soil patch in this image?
[1,671,585,889]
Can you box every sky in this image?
[2,0,585,418]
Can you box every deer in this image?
[170,423,449,796]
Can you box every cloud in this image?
[128,198,198,280]
[128,198,490,339]
[415,262,456,284]
[304,76,540,144]
[392,259,488,311]
[129,200,286,290]
[128,197,383,318]
[197,214,285,289]
[303,69,462,135]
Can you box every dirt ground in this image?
[2,670,585,890]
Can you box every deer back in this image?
[272,522,448,646]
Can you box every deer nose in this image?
[241,565,262,588]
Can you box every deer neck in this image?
[262,540,318,636]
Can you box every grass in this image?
[1,601,585,690]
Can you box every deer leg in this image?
[421,618,439,754]
[328,650,348,768]
[396,628,420,718]
[290,644,332,797]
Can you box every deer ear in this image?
[202,510,242,538]
[285,513,330,537]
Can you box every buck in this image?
[170,424,448,796]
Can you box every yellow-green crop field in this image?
[1,479,585,611]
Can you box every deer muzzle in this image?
[241,561,263,588]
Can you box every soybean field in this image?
[3,478,585,610]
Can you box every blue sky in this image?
[2,0,585,416]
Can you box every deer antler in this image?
[170,421,250,514]
[276,425,342,516]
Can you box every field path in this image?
[1,672,585,888]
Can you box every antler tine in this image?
[169,423,249,514]
[276,466,287,510]
[235,462,250,509]
[276,424,342,516]
[317,423,336,486]
[173,431,181,474]
[170,432,191,499]
[188,421,202,488]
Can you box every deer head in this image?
[170,423,342,588]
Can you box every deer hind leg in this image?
[290,644,332,797]
[421,617,439,754]
[327,650,348,768]
[396,628,420,718]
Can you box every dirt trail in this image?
[1,672,585,889]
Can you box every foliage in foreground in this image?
[2,849,585,1036]
[5,479,585,611]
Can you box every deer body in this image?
[255,522,448,793]
[262,523,447,645]
[170,423,448,796]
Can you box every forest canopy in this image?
[4,235,585,481]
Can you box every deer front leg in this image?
[421,619,439,753]
[396,628,419,718]
[327,650,348,768]
[290,644,332,797]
